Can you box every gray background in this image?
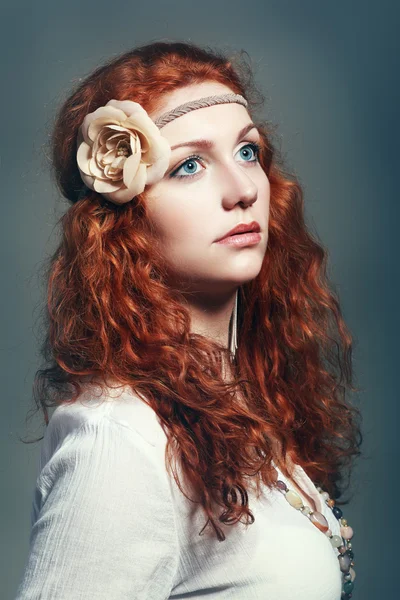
[2,0,398,598]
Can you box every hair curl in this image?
[23,40,362,542]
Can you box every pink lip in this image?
[215,220,261,242]
[216,231,261,246]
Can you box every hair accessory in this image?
[76,93,248,205]
[76,99,171,205]
[153,93,248,129]
[274,472,356,598]
[229,288,239,361]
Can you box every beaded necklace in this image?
[272,467,356,599]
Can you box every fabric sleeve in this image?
[14,416,180,600]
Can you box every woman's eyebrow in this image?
[170,123,258,151]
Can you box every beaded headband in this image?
[76,92,248,205]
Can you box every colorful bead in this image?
[309,511,329,533]
[332,506,343,519]
[330,535,343,548]
[285,490,304,509]
[343,580,354,594]
[275,475,356,596]
[276,480,288,491]
[338,553,352,573]
[300,505,312,515]
[341,526,354,540]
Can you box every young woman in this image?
[15,40,362,600]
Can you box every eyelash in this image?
[169,142,262,180]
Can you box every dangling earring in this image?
[229,288,239,361]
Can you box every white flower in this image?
[76,99,171,205]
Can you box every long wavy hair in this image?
[23,40,362,541]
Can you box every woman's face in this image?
[144,82,270,295]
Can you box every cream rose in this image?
[76,99,171,205]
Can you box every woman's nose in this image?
[220,161,258,208]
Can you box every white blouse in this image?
[15,383,343,599]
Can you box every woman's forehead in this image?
[158,102,252,149]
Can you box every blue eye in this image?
[238,144,260,162]
[172,156,202,179]
[170,142,261,180]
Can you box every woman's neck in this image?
[182,288,238,349]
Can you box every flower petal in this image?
[138,134,169,167]
[129,132,141,155]
[100,130,121,149]
[104,131,126,149]
[107,99,149,121]
[76,141,93,175]
[89,156,106,178]
[103,164,147,204]
[130,130,150,154]
[101,147,119,165]
[102,190,132,205]
[122,152,142,189]
[80,106,128,144]
[79,170,96,190]
[93,177,123,193]
[104,155,126,175]
[124,112,162,147]
[145,139,172,185]
[87,119,120,144]
[127,162,147,196]
[105,124,131,133]
[145,157,170,185]
[104,168,124,181]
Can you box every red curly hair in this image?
[25,40,362,542]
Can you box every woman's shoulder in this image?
[47,379,168,449]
